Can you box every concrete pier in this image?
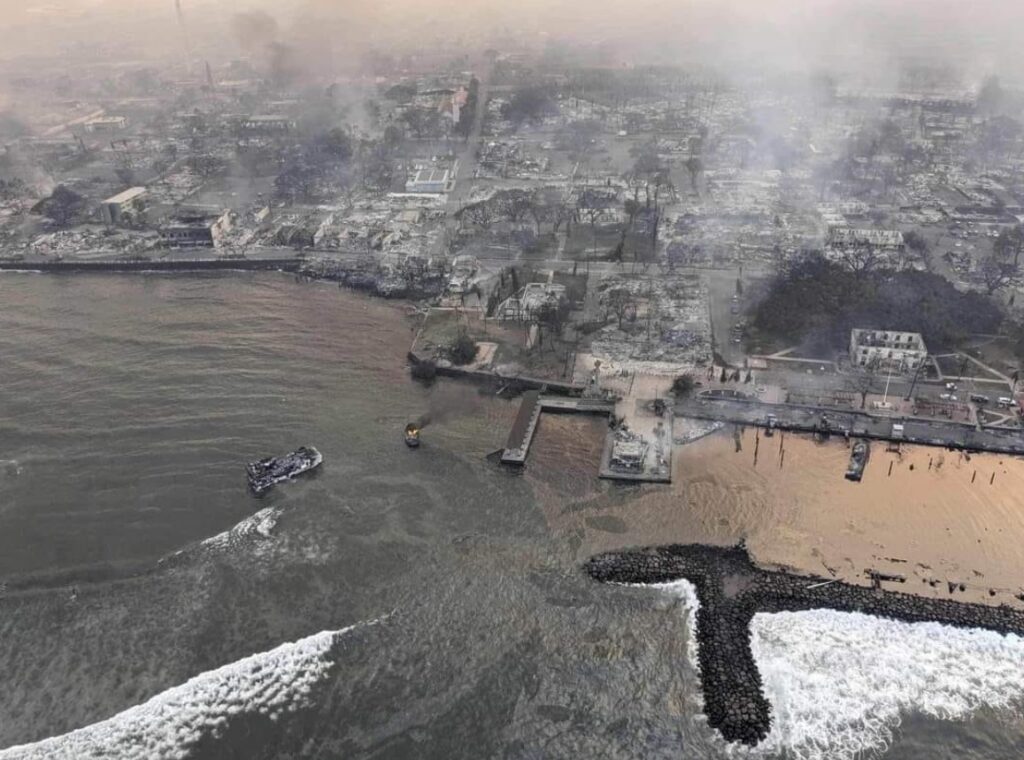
[501,391,543,465]
[500,394,616,466]
[499,393,673,484]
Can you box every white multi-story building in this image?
[850,329,927,373]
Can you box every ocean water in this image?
[0,273,1022,759]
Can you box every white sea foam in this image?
[0,618,383,760]
[654,580,1024,760]
[200,507,282,552]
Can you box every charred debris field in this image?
[584,543,1024,747]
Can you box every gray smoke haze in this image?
[0,0,1021,88]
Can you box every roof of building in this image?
[164,210,228,227]
[104,187,147,205]
[828,228,904,246]
[851,328,926,348]
[412,168,450,184]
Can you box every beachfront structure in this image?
[159,209,234,248]
[849,328,927,373]
[100,187,147,226]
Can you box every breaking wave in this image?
[655,581,1024,760]
[160,507,284,568]
[0,618,384,760]
[201,507,282,552]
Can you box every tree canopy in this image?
[752,253,1002,353]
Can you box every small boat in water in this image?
[247,446,323,496]
[845,440,870,482]
[404,423,421,448]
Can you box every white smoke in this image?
[0,618,385,760]
[655,580,1024,760]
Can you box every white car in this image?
[940,393,957,401]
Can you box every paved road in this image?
[675,396,1024,455]
[430,60,495,260]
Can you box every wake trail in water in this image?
[655,581,1024,760]
[0,617,387,760]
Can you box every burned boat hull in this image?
[845,441,870,482]
[247,446,323,496]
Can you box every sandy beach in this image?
[526,418,1024,608]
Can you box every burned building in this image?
[850,329,927,373]
[406,164,458,194]
[239,115,296,135]
[159,210,233,248]
[83,116,129,133]
[100,187,147,226]
[827,228,906,255]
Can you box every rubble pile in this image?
[299,256,446,300]
[590,275,712,370]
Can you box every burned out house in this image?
[239,115,296,136]
[406,164,458,194]
[159,209,234,248]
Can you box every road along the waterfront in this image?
[675,396,1024,455]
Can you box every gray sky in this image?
[0,0,1022,85]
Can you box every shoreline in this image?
[584,543,1024,747]
[0,258,304,274]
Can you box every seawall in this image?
[0,259,304,274]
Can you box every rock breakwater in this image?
[584,544,1024,747]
